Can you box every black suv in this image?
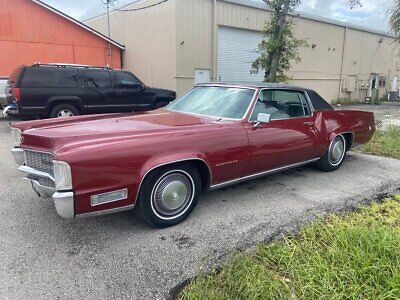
[5,64,176,118]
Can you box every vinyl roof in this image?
[31,0,125,49]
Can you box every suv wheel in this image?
[137,164,201,228]
[50,104,79,118]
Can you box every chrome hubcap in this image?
[57,110,74,118]
[329,137,345,165]
[153,173,192,217]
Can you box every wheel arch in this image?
[47,96,83,113]
[135,156,212,204]
[329,130,354,151]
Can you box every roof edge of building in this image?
[82,0,393,39]
[224,0,393,38]
[31,0,125,49]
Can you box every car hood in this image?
[147,86,175,95]
[15,109,228,154]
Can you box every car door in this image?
[244,89,317,174]
[84,69,124,113]
[112,71,148,111]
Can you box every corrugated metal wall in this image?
[86,0,400,102]
[0,0,121,77]
[87,0,176,91]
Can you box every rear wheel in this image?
[137,164,201,228]
[314,135,346,172]
[49,104,79,118]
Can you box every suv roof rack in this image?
[31,63,113,70]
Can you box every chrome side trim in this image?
[12,148,25,165]
[17,165,55,182]
[209,157,320,190]
[76,204,135,218]
[134,158,213,204]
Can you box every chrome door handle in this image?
[303,121,314,126]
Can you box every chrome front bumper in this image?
[13,148,75,219]
[12,148,25,165]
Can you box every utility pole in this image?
[103,0,114,67]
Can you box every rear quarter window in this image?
[306,89,334,111]
[21,67,78,88]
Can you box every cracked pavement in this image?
[0,117,400,299]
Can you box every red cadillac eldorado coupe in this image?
[11,82,375,227]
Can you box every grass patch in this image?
[331,98,361,105]
[331,98,385,105]
[359,127,400,159]
[181,195,400,300]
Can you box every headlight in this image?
[53,160,72,191]
[11,128,22,147]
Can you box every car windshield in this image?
[166,86,255,119]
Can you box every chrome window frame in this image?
[164,84,259,121]
[246,87,315,123]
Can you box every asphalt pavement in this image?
[0,117,400,299]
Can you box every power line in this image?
[115,0,169,12]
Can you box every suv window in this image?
[86,70,111,88]
[116,71,141,88]
[250,89,310,121]
[21,67,78,88]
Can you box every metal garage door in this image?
[217,26,264,82]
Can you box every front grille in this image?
[24,150,55,188]
[24,150,55,175]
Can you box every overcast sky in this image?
[41,0,392,32]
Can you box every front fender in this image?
[139,152,212,182]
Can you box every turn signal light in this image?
[91,189,128,206]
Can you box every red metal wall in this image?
[0,0,122,77]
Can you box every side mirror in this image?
[254,113,271,128]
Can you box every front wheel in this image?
[314,135,346,172]
[137,164,201,228]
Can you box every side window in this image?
[116,72,141,88]
[86,70,111,88]
[21,68,78,88]
[250,89,310,121]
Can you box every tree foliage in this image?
[389,0,400,43]
[252,0,365,83]
[251,0,308,82]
